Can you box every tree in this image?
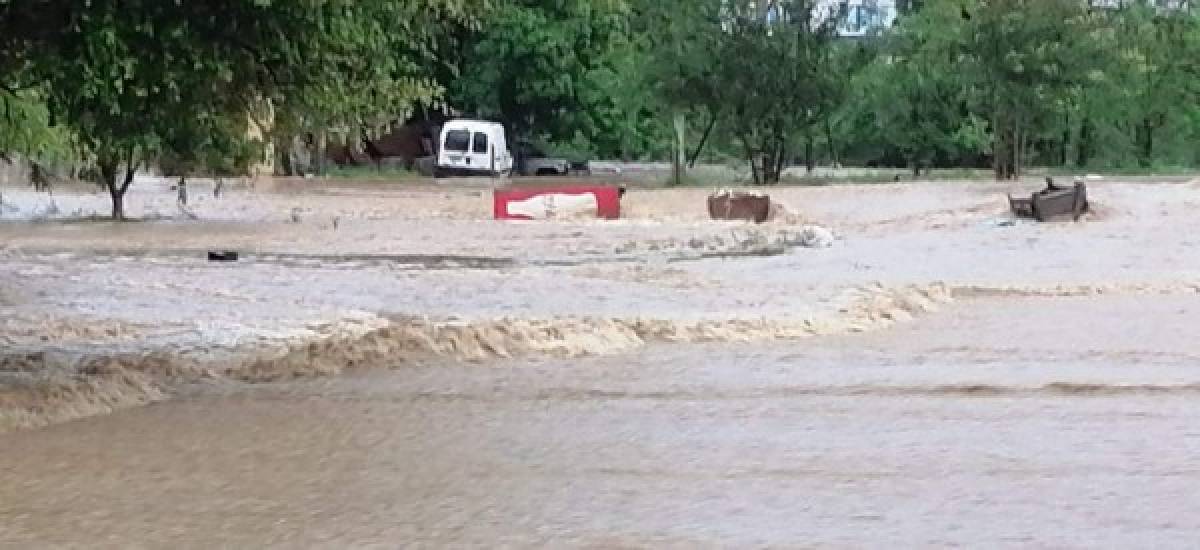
[0,92,75,173]
[157,110,261,189]
[713,0,845,184]
[637,0,724,181]
[3,1,477,219]
[1113,3,1200,167]
[270,0,482,176]
[451,0,637,153]
[842,2,985,176]
[5,2,305,218]
[841,0,1111,178]
[962,0,1108,179]
[0,4,72,170]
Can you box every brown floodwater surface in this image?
[4,296,1200,548]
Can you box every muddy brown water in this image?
[3,295,1200,548]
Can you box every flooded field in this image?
[3,177,1200,546]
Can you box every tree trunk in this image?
[1138,117,1157,168]
[98,152,137,221]
[315,130,328,176]
[762,140,779,185]
[1012,123,1021,180]
[1023,132,1034,178]
[771,135,788,185]
[993,116,1018,181]
[743,136,762,186]
[688,112,717,169]
[804,131,815,175]
[824,117,839,167]
[278,138,295,176]
[992,108,1006,180]
[99,159,122,221]
[1077,116,1093,168]
[992,140,1004,179]
[108,186,124,221]
[103,170,120,220]
[672,111,687,186]
[1061,111,1070,167]
[118,151,136,220]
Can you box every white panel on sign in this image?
[506,193,599,220]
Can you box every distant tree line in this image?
[451,0,1200,183]
[2,0,1200,217]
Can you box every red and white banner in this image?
[493,186,622,220]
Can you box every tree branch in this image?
[119,145,137,195]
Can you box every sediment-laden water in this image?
[5,179,1200,546]
[3,295,1200,547]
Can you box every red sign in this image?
[494,185,622,220]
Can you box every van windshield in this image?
[444,130,470,152]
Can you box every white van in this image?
[435,119,513,177]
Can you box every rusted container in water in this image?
[708,192,771,224]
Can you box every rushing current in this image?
[5,178,1200,546]
[4,294,1200,547]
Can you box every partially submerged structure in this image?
[1009,178,1089,222]
[708,190,772,223]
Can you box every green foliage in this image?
[839,4,973,173]
[273,0,482,137]
[1104,2,1200,167]
[1,0,479,218]
[266,0,485,177]
[961,0,1109,177]
[833,0,1200,177]
[158,111,262,178]
[653,0,846,184]
[451,0,650,158]
[0,92,75,166]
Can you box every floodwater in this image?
[4,295,1200,548]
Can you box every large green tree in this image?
[837,0,1117,177]
[2,0,477,219]
[962,0,1108,179]
[636,0,724,179]
[841,1,985,175]
[451,0,637,154]
[5,1,323,218]
[1112,3,1200,167]
[271,0,482,175]
[717,0,845,184]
